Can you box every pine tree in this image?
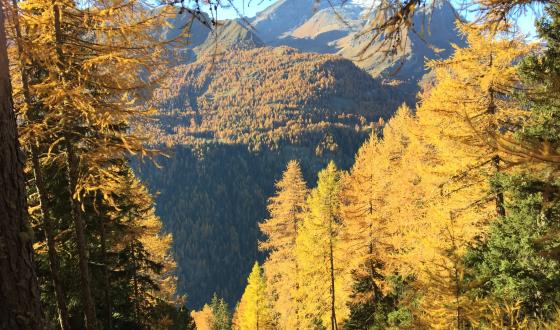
[259,160,307,329]
[210,293,232,330]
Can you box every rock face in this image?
[140,0,464,309]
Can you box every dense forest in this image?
[139,44,393,307]
[195,9,560,330]
[1,0,560,329]
[0,0,194,328]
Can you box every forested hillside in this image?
[2,0,559,329]
[230,18,560,330]
[139,46,391,308]
[147,46,394,148]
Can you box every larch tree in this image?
[296,161,347,330]
[234,262,275,330]
[11,0,176,328]
[406,24,529,328]
[462,4,560,326]
[192,304,215,330]
[0,1,43,328]
[258,160,308,329]
[339,105,434,328]
[8,0,70,326]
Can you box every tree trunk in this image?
[66,143,98,330]
[10,0,71,324]
[292,211,300,329]
[488,54,506,218]
[32,146,71,330]
[0,4,43,328]
[492,155,506,217]
[99,217,112,329]
[329,236,337,330]
[131,240,141,325]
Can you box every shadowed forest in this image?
[1,0,560,330]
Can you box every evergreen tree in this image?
[464,175,560,327]
[210,293,232,330]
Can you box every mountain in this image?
[194,20,264,56]
[272,3,365,54]
[149,46,395,148]
[250,0,329,42]
[249,0,464,103]
[139,46,395,308]
[137,0,464,309]
[338,0,464,82]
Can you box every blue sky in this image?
[210,0,539,37]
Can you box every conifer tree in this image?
[296,161,347,330]
[234,262,275,330]
[462,5,560,326]
[10,0,175,327]
[421,23,529,217]
[192,304,215,330]
[408,24,530,328]
[259,160,307,329]
[339,107,428,329]
[0,1,43,328]
[210,293,232,330]
[8,0,71,326]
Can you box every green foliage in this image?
[210,293,232,330]
[343,273,415,330]
[518,4,560,146]
[30,162,193,329]
[464,175,560,321]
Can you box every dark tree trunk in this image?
[10,0,71,324]
[131,241,141,324]
[492,155,506,218]
[99,218,112,329]
[0,4,43,329]
[31,146,71,330]
[66,143,98,330]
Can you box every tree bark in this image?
[99,217,112,329]
[66,143,98,330]
[10,0,71,325]
[492,155,506,217]
[0,3,43,328]
[131,240,141,325]
[329,235,337,330]
[31,146,71,330]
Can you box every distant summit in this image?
[194,20,264,56]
